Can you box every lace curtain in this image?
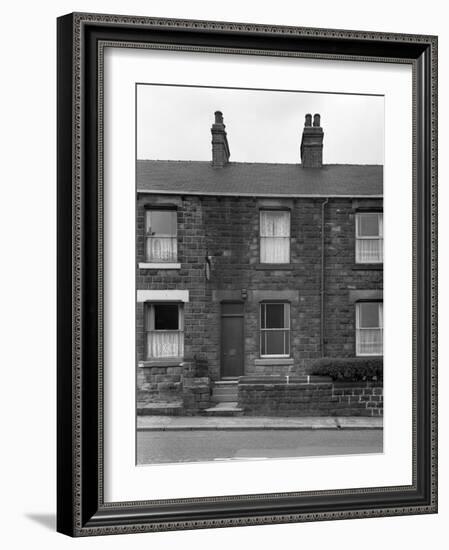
[356,303,383,355]
[260,211,290,263]
[356,239,383,263]
[356,213,383,263]
[146,237,177,262]
[147,331,184,358]
[356,329,383,355]
[145,210,177,262]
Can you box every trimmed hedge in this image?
[307,357,383,381]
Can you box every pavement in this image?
[137,415,383,431]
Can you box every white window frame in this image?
[145,209,178,263]
[145,302,184,360]
[355,212,383,264]
[259,209,291,264]
[355,301,383,356]
[260,302,291,358]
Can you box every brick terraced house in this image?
[136,112,383,417]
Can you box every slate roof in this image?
[137,160,383,197]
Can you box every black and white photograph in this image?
[135,84,384,465]
[0,0,442,545]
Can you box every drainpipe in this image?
[320,198,329,356]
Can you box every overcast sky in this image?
[137,84,384,165]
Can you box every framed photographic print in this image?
[57,12,438,536]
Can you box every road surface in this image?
[137,429,382,465]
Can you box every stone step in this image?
[204,402,244,417]
[211,393,239,403]
[212,386,239,396]
[211,381,239,404]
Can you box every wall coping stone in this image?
[239,375,333,385]
[139,359,184,368]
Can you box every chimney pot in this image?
[300,113,324,168]
[214,111,224,124]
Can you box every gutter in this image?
[321,198,329,356]
[137,189,382,199]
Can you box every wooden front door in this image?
[220,303,244,378]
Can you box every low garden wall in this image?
[137,358,212,414]
[137,357,383,417]
[137,362,183,403]
[237,376,383,417]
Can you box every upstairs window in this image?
[145,210,177,262]
[260,210,290,263]
[145,303,184,359]
[260,302,290,357]
[356,302,383,356]
[355,212,383,263]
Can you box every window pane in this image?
[260,211,290,263]
[146,210,177,236]
[356,239,383,263]
[260,211,290,237]
[260,237,290,263]
[357,213,380,237]
[358,303,380,328]
[154,304,179,330]
[147,331,183,358]
[146,237,177,262]
[265,303,285,329]
[356,328,383,355]
[265,331,286,355]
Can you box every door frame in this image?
[220,301,245,379]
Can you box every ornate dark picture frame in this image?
[57,12,438,537]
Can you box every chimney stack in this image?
[300,113,324,168]
[211,111,230,167]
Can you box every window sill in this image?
[255,264,295,270]
[138,262,181,270]
[352,264,383,271]
[255,358,294,366]
[138,358,184,368]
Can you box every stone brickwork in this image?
[137,359,212,415]
[181,359,212,414]
[237,377,383,417]
[182,377,212,415]
[136,193,383,409]
[332,381,383,417]
[137,363,183,403]
[324,199,383,357]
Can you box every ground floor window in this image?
[145,302,184,359]
[260,302,290,357]
[356,301,383,356]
